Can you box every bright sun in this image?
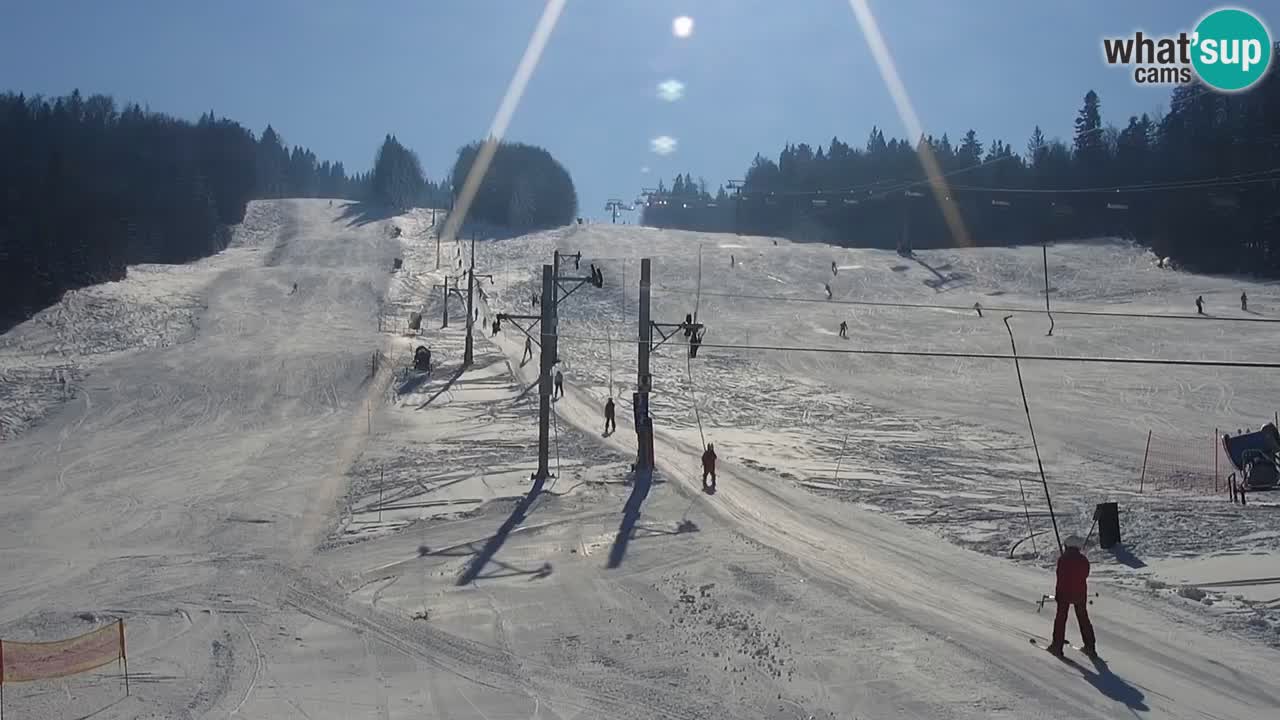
[672,16,694,38]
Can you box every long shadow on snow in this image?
[397,370,432,397]
[472,557,553,581]
[1108,544,1147,569]
[912,253,973,292]
[336,201,400,228]
[607,469,685,569]
[1064,656,1149,712]
[456,475,548,585]
[416,365,466,410]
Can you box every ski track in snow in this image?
[2,203,1278,719]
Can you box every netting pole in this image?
[1003,316,1061,554]
[695,244,703,323]
[606,331,614,398]
[1043,244,1055,337]
[2,638,6,720]
[1214,428,1219,493]
[833,434,849,484]
[1139,429,1152,493]
[118,620,129,697]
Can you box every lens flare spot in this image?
[673,16,694,38]
[657,79,685,102]
[650,136,678,156]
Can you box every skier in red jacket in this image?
[1048,536,1096,657]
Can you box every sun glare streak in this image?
[846,0,973,248]
[440,0,568,244]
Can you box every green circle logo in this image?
[1192,8,1272,92]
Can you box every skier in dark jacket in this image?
[1195,295,1204,315]
[701,443,718,491]
[1047,536,1096,657]
[1241,291,1248,311]
[838,320,848,338]
[553,369,564,399]
[604,397,616,434]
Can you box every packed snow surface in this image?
[1,200,1278,719]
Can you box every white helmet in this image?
[1064,535,1084,548]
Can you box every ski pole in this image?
[1083,515,1098,548]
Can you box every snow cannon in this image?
[1221,423,1280,492]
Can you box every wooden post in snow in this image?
[1139,429,1152,493]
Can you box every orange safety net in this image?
[1,622,122,684]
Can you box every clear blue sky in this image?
[0,1,1255,219]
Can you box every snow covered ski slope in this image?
[1,202,1278,719]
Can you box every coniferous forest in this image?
[0,91,448,331]
[643,58,1280,277]
[450,139,579,230]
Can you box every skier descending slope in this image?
[1047,536,1097,658]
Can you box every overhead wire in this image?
[651,287,1280,324]
[553,333,1280,369]
[948,168,1280,195]
[686,345,707,450]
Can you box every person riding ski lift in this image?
[290,282,298,295]
[1195,295,1205,315]
[1241,291,1248,312]
[832,261,838,276]
[689,329,703,358]
[553,369,565,399]
[604,397,616,434]
[824,283,832,300]
[1047,535,1097,658]
[974,302,983,318]
[701,443,718,491]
